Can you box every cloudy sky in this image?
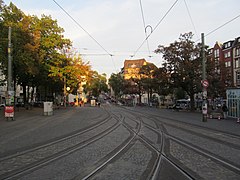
[3,0,240,77]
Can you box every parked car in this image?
[174,99,190,110]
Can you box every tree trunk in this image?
[190,93,195,111]
[22,84,27,105]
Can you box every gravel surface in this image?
[91,140,155,180]
[169,140,240,180]
[18,125,131,180]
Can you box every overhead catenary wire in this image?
[133,0,179,57]
[205,13,240,38]
[184,0,199,39]
[195,13,240,42]
[139,0,151,57]
[52,0,112,57]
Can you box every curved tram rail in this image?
[119,106,240,179]
[78,107,193,179]
[0,112,117,179]
[1,105,239,179]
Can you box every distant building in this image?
[232,37,240,86]
[123,59,147,80]
[209,38,239,89]
[210,41,224,76]
[222,40,234,87]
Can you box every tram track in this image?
[79,108,160,180]
[0,112,119,179]
[164,134,240,179]
[81,106,193,179]
[0,108,111,157]
[79,119,140,180]
[1,105,239,179]
[114,106,240,179]
[0,110,112,159]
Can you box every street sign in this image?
[202,80,209,88]
[5,106,14,118]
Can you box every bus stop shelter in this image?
[226,88,240,118]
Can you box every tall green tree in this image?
[155,32,202,110]
[0,2,72,102]
[108,72,124,98]
[0,2,32,103]
[84,72,108,98]
[153,64,171,104]
[206,54,226,99]
[139,63,158,104]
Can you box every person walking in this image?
[222,104,228,119]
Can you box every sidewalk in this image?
[0,106,66,123]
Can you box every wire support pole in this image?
[7,27,13,92]
[201,33,207,122]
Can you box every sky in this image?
[2,0,240,78]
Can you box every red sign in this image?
[202,80,209,88]
[5,106,14,117]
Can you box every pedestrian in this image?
[222,104,228,119]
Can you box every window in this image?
[228,61,231,67]
[236,58,240,68]
[225,61,231,67]
[236,72,240,86]
[236,48,240,56]
[225,51,231,58]
[214,49,219,57]
[225,42,232,48]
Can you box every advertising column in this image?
[5,91,14,120]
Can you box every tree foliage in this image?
[139,63,158,104]
[108,72,124,98]
[0,2,103,103]
[84,72,108,98]
[155,32,202,110]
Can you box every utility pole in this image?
[201,33,208,122]
[64,76,66,108]
[5,27,15,120]
[7,27,13,92]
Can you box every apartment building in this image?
[209,37,240,88]
[209,41,223,76]
[232,37,240,86]
[222,40,234,87]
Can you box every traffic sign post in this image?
[202,79,209,88]
[201,33,207,122]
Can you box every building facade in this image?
[233,37,240,87]
[123,59,147,80]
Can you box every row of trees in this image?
[109,32,226,110]
[0,1,108,104]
